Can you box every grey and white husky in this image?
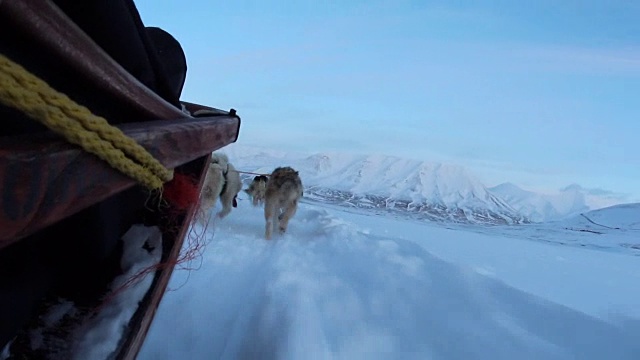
[263,167,303,239]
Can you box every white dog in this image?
[199,152,242,218]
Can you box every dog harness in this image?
[219,163,238,207]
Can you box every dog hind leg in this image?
[217,188,235,218]
[278,200,298,234]
[264,202,278,240]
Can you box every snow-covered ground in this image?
[137,182,640,359]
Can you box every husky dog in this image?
[200,152,242,218]
[244,175,269,206]
[264,167,303,239]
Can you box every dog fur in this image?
[264,167,303,240]
[199,152,242,218]
[244,175,268,207]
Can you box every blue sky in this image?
[134,0,639,200]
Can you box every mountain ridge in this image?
[225,145,628,224]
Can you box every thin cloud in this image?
[512,44,640,75]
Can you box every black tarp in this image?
[0,0,187,350]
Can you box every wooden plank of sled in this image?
[182,101,231,116]
[182,102,241,143]
[0,115,240,250]
[0,0,186,121]
[114,154,212,360]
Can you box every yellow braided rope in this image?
[0,53,173,190]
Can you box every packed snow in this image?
[131,149,640,360]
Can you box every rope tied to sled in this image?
[0,53,173,190]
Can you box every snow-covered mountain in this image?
[489,182,628,222]
[301,153,529,224]
[226,146,527,225]
[560,183,631,210]
[225,145,632,225]
[489,182,587,222]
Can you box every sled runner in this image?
[0,0,240,358]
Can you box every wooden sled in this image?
[0,0,240,358]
